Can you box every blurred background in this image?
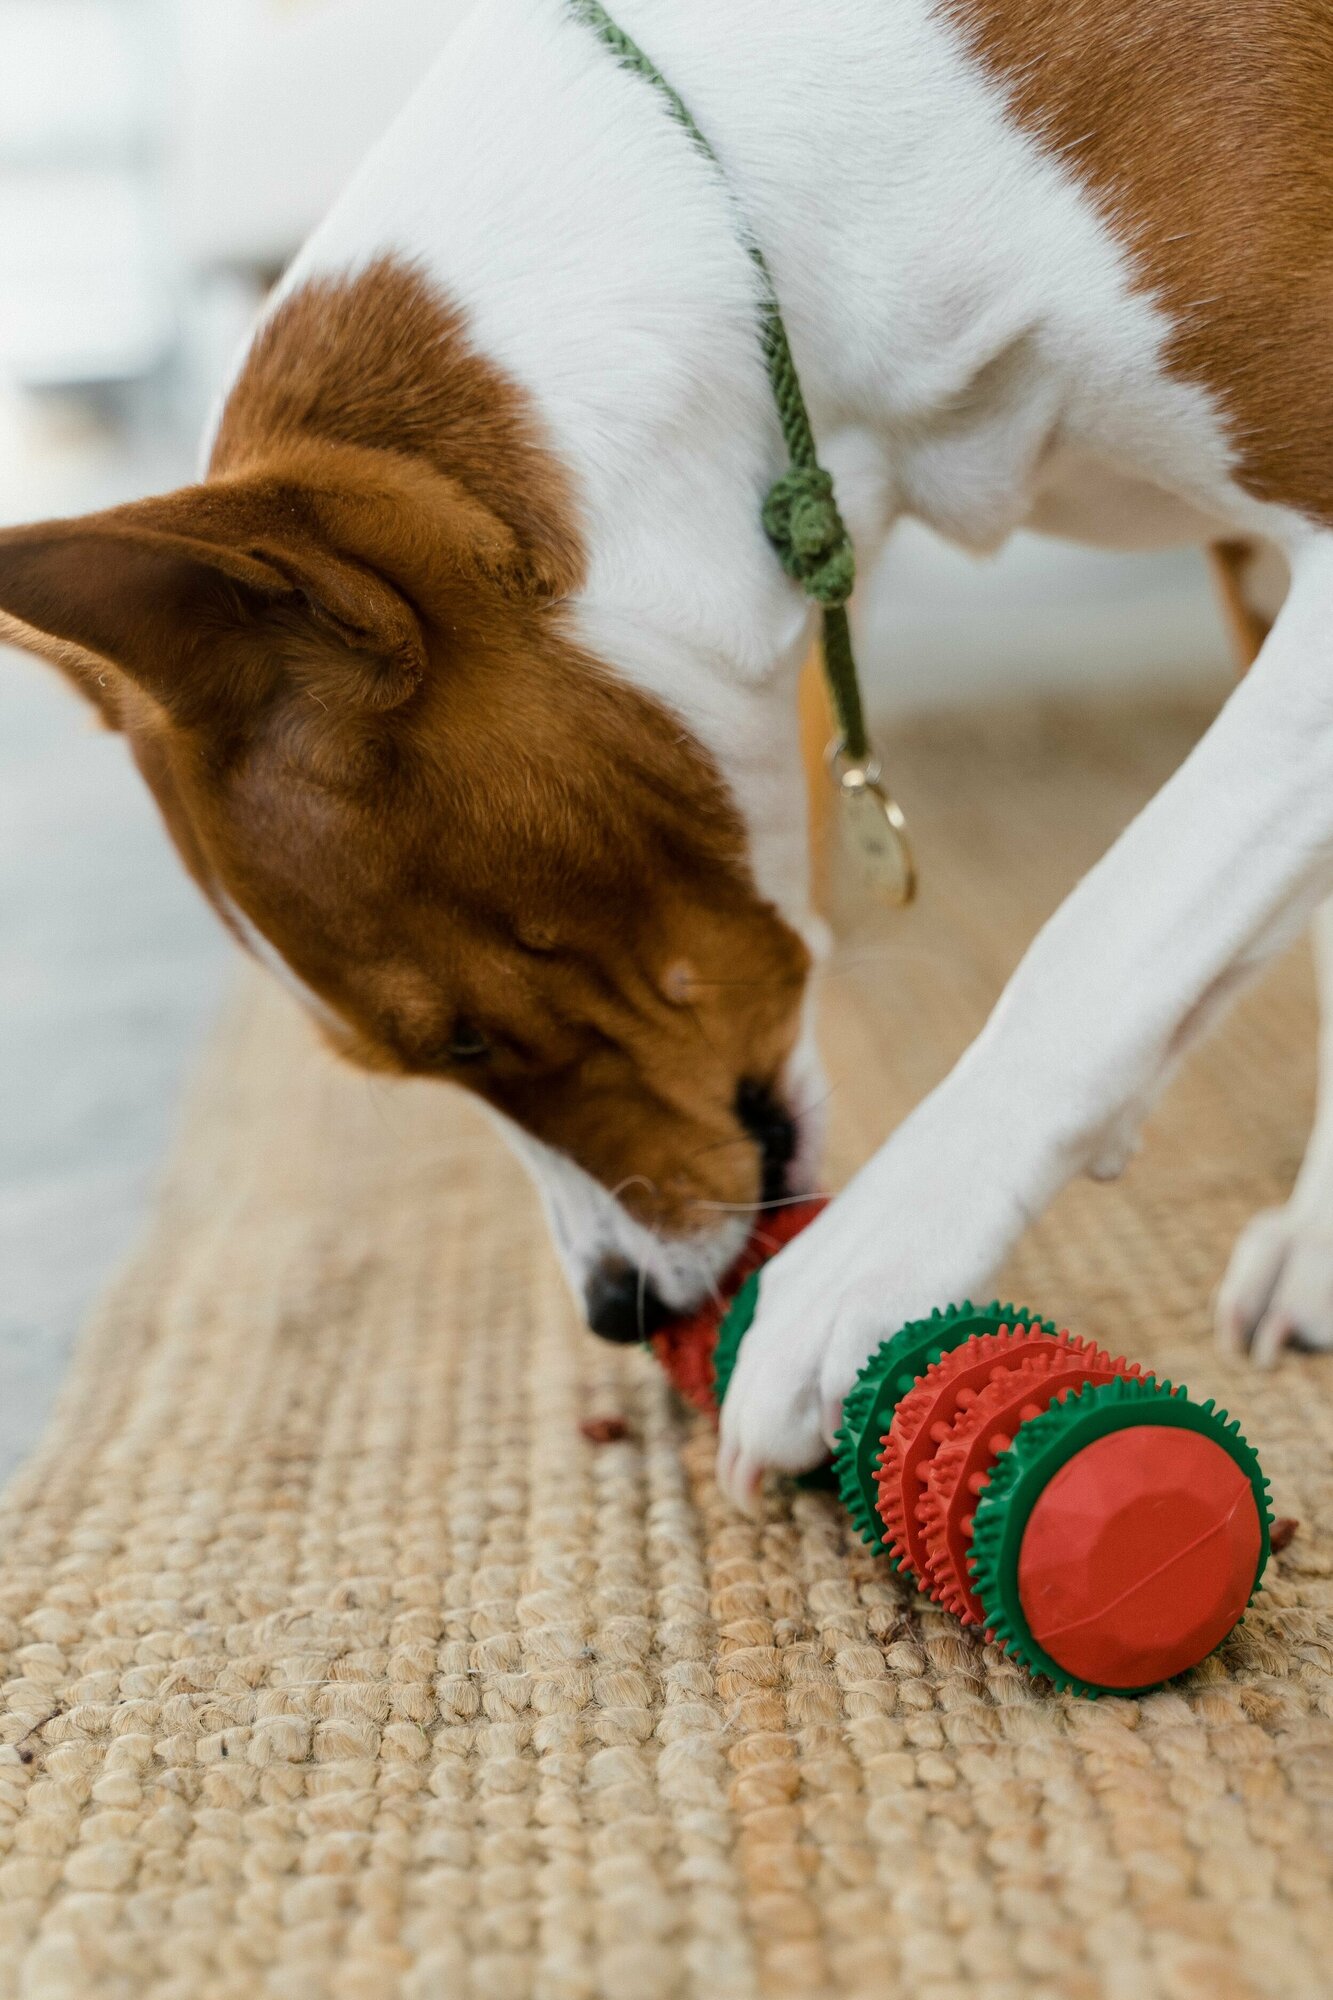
[0,0,1235,1479]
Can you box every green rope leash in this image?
[567,0,870,764]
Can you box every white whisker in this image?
[610,1173,659,1203]
[690,1190,834,1214]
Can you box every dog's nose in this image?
[736,1079,799,1203]
[585,1261,675,1343]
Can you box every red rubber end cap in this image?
[1017,1425,1263,1690]
[650,1198,828,1414]
[650,1304,723,1414]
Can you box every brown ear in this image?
[0,481,427,726]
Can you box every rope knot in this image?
[762,466,856,606]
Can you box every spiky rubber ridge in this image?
[919,1340,1139,1623]
[709,1200,830,1410]
[876,1326,1067,1581]
[833,1302,1057,1561]
[712,1271,761,1410]
[968,1376,1273,1697]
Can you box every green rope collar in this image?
[567,0,871,765]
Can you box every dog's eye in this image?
[445,1022,491,1065]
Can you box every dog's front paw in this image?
[714,1187,1002,1511]
[715,1235,887,1513]
[1216,1203,1333,1365]
[715,1087,1040,1512]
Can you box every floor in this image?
[1,695,1322,2000]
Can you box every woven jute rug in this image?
[3,695,1332,2000]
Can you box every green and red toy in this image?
[649,1204,1272,1698]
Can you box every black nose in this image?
[585,1261,675,1343]
[736,1079,798,1204]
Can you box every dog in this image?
[2,0,1331,1512]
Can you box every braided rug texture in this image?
[2,696,1333,2000]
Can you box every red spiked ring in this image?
[914,1340,1140,1623]
[876,1323,1071,1580]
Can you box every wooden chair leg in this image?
[799,645,835,903]
[1209,540,1271,674]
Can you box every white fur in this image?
[497,1116,751,1315]
[220,0,1333,1472]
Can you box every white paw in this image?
[1216,1203,1333,1365]
[715,1229,888,1513]
[715,1114,1028,1512]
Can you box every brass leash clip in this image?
[828,741,917,908]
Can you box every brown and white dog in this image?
[2,0,1331,1510]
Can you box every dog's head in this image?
[0,277,820,1332]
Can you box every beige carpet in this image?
[2,697,1332,2000]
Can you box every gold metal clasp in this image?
[827,741,917,908]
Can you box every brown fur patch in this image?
[212,260,583,598]
[944,0,1333,520]
[0,260,810,1235]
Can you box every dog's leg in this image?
[1206,538,1333,1363]
[719,529,1333,1505]
[1215,899,1333,1363]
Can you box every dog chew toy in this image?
[648,1217,1273,1698]
[649,1199,829,1413]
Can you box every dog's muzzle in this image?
[583,1082,799,1343]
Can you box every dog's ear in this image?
[0,480,428,728]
